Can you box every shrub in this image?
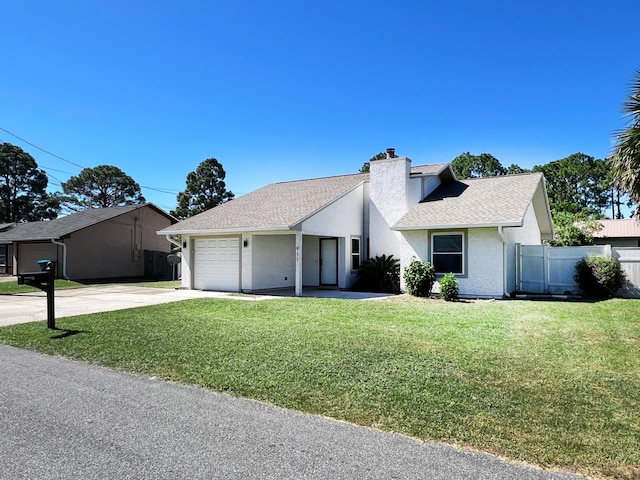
[352,254,400,293]
[439,272,459,301]
[574,255,625,298]
[403,259,436,297]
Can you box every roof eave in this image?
[392,221,523,231]
[157,225,292,236]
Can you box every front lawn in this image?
[0,297,638,479]
[0,278,180,295]
[0,278,85,294]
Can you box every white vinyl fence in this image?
[516,244,640,298]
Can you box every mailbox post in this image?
[18,260,56,329]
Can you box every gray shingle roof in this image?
[393,172,546,230]
[160,173,369,234]
[0,204,174,242]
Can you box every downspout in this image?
[165,234,182,249]
[497,226,509,298]
[51,239,69,279]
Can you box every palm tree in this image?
[609,68,640,218]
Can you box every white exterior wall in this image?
[301,185,364,236]
[251,234,296,290]
[369,157,411,257]
[398,230,428,292]
[503,203,543,294]
[181,235,193,289]
[452,228,504,298]
[301,185,364,289]
[241,233,252,291]
[302,236,320,286]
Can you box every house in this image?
[591,219,640,247]
[0,204,177,280]
[0,223,15,274]
[158,150,553,298]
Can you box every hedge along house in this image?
[0,204,177,280]
[158,149,553,298]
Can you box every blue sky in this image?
[1,0,638,214]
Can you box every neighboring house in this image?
[0,204,177,280]
[591,219,640,247]
[158,150,553,298]
[0,223,15,274]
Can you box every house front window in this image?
[351,236,361,271]
[431,232,465,275]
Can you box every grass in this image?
[0,278,180,294]
[0,278,86,294]
[0,296,638,479]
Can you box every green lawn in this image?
[0,278,180,295]
[0,278,86,294]
[0,296,638,479]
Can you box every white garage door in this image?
[193,237,240,291]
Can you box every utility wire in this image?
[2,127,181,198]
[0,126,86,169]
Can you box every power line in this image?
[141,185,180,195]
[0,126,86,169]
[1,127,181,199]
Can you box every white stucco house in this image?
[158,149,553,298]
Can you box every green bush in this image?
[352,254,400,293]
[439,272,459,301]
[403,259,436,297]
[574,255,625,298]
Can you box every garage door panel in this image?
[194,237,240,291]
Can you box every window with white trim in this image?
[431,232,464,275]
[351,237,361,271]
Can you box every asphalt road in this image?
[0,345,584,480]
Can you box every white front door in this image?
[193,237,240,291]
[320,238,338,285]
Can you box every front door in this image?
[320,238,338,286]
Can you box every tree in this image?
[359,152,388,173]
[451,152,507,178]
[548,211,602,246]
[61,165,145,210]
[533,153,610,217]
[171,158,234,219]
[0,142,60,222]
[506,164,530,175]
[609,68,640,218]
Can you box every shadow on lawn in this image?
[50,329,90,340]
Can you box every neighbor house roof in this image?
[0,204,175,242]
[159,173,369,234]
[592,219,640,239]
[393,172,553,237]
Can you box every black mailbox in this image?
[17,272,49,286]
[17,262,56,329]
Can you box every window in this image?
[351,237,361,271]
[432,232,464,275]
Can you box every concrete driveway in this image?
[0,285,257,327]
[0,283,394,327]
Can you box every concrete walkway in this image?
[0,283,393,327]
[0,345,584,480]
